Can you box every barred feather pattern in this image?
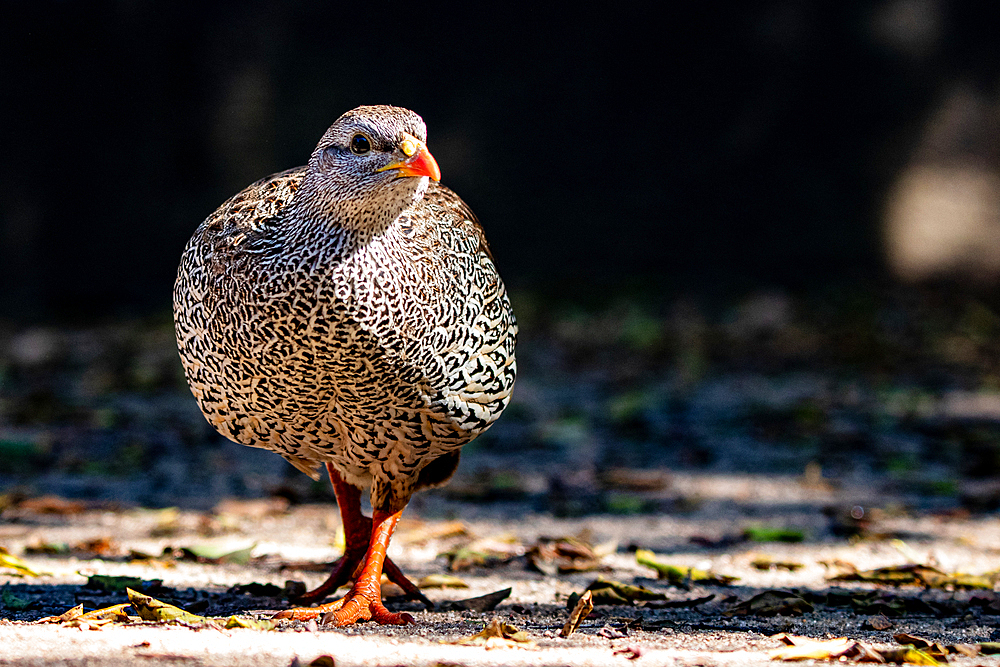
[174,125,516,513]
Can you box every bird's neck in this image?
[288,174,427,245]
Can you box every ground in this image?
[2,473,1000,666]
[3,286,1000,665]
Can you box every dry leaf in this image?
[865,614,893,631]
[35,604,85,624]
[126,588,212,626]
[79,603,133,623]
[452,618,536,649]
[223,615,275,631]
[441,587,511,612]
[751,557,804,572]
[585,577,668,604]
[769,636,857,661]
[635,549,738,585]
[560,589,593,637]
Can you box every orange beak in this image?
[377,132,441,182]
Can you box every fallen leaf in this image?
[560,590,593,637]
[528,535,608,575]
[769,636,858,661]
[865,614,893,630]
[223,615,276,631]
[726,590,813,616]
[0,548,46,577]
[743,526,805,543]
[452,618,536,649]
[2,585,33,610]
[440,543,518,571]
[829,563,946,587]
[948,644,980,658]
[440,587,511,612]
[416,574,469,589]
[79,603,133,623]
[876,647,944,665]
[35,604,85,623]
[585,577,668,603]
[126,588,212,625]
[751,557,804,572]
[180,543,255,565]
[635,549,738,585]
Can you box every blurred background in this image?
[4,1,1000,515]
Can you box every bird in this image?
[173,105,517,626]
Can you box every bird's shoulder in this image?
[183,168,305,282]
[417,182,495,261]
[203,167,306,238]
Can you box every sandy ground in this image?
[3,473,1000,666]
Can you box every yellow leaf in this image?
[560,590,593,638]
[80,603,132,623]
[416,574,469,589]
[769,637,857,661]
[0,548,46,577]
[126,588,212,626]
[35,604,85,624]
[223,615,275,631]
[451,618,537,649]
[635,549,738,585]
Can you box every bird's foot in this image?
[291,552,433,610]
[272,590,414,626]
[322,590,415,626]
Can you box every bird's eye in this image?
[350,134,372,155]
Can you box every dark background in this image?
[5,1,1000,321]
[5,1,1000,510]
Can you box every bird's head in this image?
[298,105,441,233]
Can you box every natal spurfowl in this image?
[173,105,516,625]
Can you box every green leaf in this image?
[742,526,805,543]
[180,543,255,565]
[2,586,33,610]
[635,549,738,585]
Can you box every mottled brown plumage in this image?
[173,105,516,625]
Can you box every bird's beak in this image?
[377,132,441,182]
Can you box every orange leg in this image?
[272,464,429,624]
